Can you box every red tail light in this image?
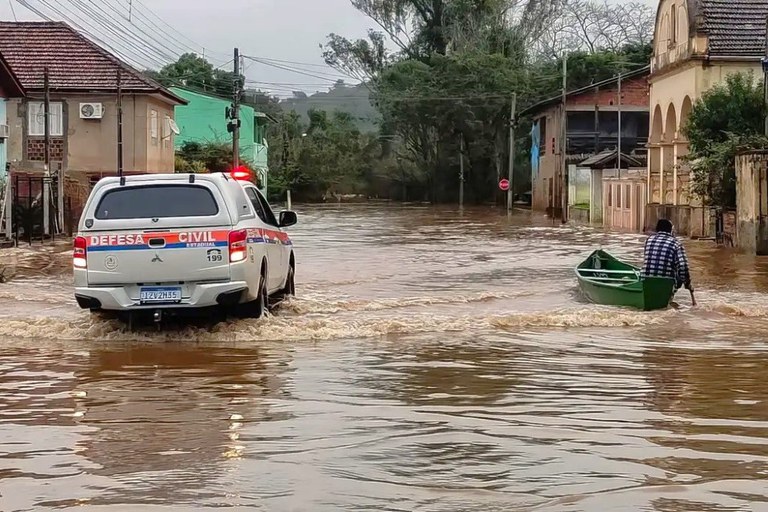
[73,236,87,269]
[228,229,247,263]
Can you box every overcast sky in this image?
[0,0,657,97]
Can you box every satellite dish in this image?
[167,118,180,135]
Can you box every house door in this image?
[612,183,621,228]
[621,184,632,229]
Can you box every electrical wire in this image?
[245,55,339,70]
[119,0,230,61]
[243,56,348,83]
[16,0,649,111]
[19,0,170,69]
[67,0,178,63]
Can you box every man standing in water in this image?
[643,219,695,304]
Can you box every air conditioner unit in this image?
[0,124,8,138]
[79,102,104,120]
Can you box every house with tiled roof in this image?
[0,51,24,179]
[520,67,650,224]
[647,0,768,236]
[0,21,187,220]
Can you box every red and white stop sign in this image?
[499,178,510,191]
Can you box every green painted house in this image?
[170,86,271,190]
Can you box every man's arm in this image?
[676,242,692,289]
[642,237,651,273]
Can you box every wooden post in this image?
[2,162,10,239]
[561,54,568,223]
[117,68,124,177]
[507,92,517,212]
[617,71,622,178]
[233,48,241,168]
[459,133,465,209]
[764,17,768,136]
[56,161,64,233]
[43,68,50,237]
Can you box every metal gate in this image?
[10,173,71,244]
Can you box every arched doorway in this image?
[679,96,693,138]
[662,103,677,204]
[651,104,664,144]
[648,105,665,203]
[664,103,677,142]
[676,96,694,204]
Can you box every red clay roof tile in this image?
[0,21,184,104]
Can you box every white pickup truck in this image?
[73,172,296,323]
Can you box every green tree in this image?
[530,44,652,102]
[322,0,653,204]
[152,53,215,89]
[146,54,242,97]
[176,141,237,173]
[265,108,407,202]
[684,72,768,207]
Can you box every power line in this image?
[104,0,210,58]
[19,0,231,71]
[243,55,348,83]
[246,55,339,70]
[19,0,170,69]
[120,0,230,61]
[68,0,178,62]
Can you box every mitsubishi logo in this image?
[151,252,163,263]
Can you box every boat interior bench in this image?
[580,254,640,282]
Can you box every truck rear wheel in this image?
[275,263,295,303]
[239,268,269,319]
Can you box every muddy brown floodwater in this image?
[1,205,768,511]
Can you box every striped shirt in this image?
[643,232,691,289]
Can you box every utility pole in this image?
[617,71,622,178]
[128,0,133,22]
[232,48,241,168]
[117,68,124,178]
[459,133,465,209]
[561,54,568,223]
[43,67,50,237]
[507,92,517,212]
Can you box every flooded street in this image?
[2,205,768,511]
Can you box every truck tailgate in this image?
[86,229,231,285]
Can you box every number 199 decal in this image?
[207,248,223,262]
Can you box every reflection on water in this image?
[0,205,768,510]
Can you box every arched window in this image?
[671,5,677,44]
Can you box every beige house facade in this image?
[5,94,177,176]
[648,0,768,235]
[0,21,187,224]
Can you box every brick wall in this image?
[26,138,64,161]
[568,76,649,107]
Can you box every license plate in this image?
[140,287,182,304]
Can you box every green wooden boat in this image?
[575,250,677,311]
